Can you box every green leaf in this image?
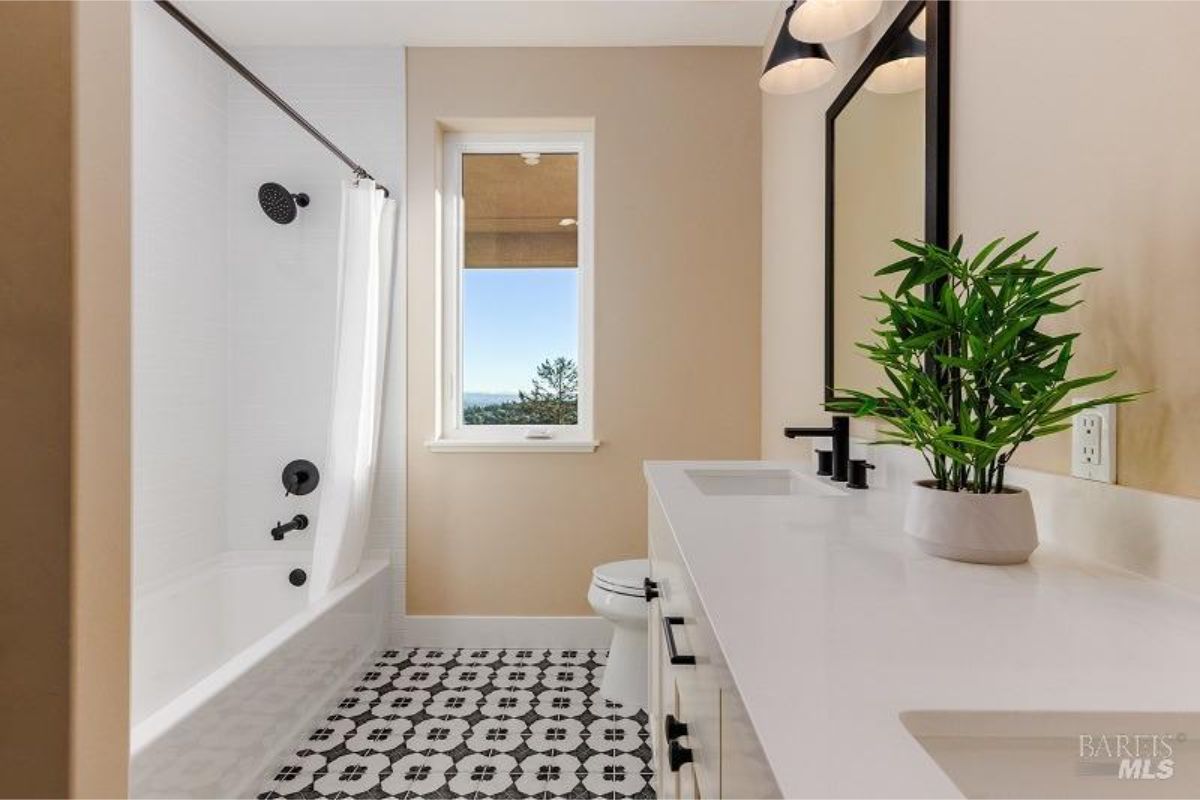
[875,256,921,277]
[899,330,948,351]
[1030,266,1101,297]
[969,237,1005,273]
[934,354,975,369]
[985,232,1040,272]
[892,238,927,256]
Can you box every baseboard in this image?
[397,615,611,649]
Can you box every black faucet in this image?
[272,514,309,541]
[784,416,850,482]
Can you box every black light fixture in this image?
[864,27,926,94]
[759,1,835,95]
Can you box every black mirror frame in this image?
[823,0,950,406]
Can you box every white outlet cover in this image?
[1071,399,1116,483]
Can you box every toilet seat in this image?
[592,579,644,598]
[591,559,648,596]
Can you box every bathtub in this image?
[130,553,389,799]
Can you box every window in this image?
[433,131,595,451]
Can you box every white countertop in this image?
[644,460,1200,798]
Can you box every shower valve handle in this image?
[282,460,320,496]
[284,470,308,496]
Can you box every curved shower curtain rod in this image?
[154,0,390,198]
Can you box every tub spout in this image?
[271,514,309,541]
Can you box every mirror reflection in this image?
[832,38,925,396]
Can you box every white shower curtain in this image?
[309,180,397,600]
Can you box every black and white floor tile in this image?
[258,648,654,800]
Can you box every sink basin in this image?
[902,710,1200,798]
[685,468,843,497]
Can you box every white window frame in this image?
[430,130,596,453]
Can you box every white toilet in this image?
[587,558,650,708]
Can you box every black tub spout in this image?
[271,514,309,541]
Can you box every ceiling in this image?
[177,0,779,48]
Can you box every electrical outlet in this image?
[1071,400,1116,483]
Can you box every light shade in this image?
[760,2,835,95]
[909,8,927,41]
[864,29,925,94]
[789,0,882,44]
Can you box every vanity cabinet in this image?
[647,496,780,800]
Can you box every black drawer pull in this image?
[664,713,689,741]
[669,739,694,772]
[644,578,660,602]
[661,615,695,665]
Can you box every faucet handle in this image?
[847,459,875,490]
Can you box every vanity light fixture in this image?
[909,8,927,41]
[760,1,835,95]
[864,28,925,94]
[789,0,882,44]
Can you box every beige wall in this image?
[407,47,761,615]
[0,4,74,793]
[763,1,1200,499]
[0,3,131,796]
[951,1,1200,496]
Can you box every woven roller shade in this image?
[463,152,578,269]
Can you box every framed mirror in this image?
[825,0,949,404]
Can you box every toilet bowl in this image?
[587,559,649,708]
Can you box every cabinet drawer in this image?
[674,619,719,796]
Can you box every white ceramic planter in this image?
[904,480,1038,565]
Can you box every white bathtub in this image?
[130,553,390,799]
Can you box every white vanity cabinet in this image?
[647,496,780,800]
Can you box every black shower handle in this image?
[284,469,306,496]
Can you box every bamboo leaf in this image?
[892,238,927,256]
[875,256,921,276]
[985,232,1040,272]
[969,237,1005,273]
[1030,266,1101,296]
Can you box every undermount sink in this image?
[902,710,1200,799]
[685,468,844,497]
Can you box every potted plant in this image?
[829,233,1138,564]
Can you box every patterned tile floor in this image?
[258,648,655,800]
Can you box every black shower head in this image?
[258,182,309,224]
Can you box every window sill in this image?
[425,438,600,454]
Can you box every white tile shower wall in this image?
[222,49,406,620]
[131,3,230,588]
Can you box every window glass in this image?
[460,152,580,426]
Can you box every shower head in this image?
[258,182,309,224]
